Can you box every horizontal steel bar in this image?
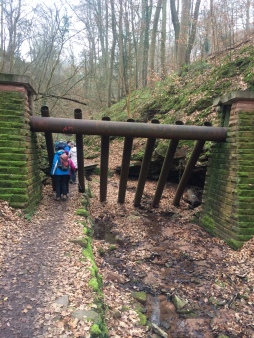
[30,116,227,141]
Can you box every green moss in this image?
[131,150,145,160]
[90,264,99,277]
[137,312,147,326]
[90,323,102,336]
[82,241,93,260]
[224,238,244,250]
[76,208,89,217]
[89,277,99,292]
[200,214,216,233]
[131,291,147,304]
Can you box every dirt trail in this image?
[0,184,95,338]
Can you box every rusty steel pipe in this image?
[41,106,54,168]
[118,119,135,204]
[152,121,184,207]
[134,119,160,207]
[100,117,111,202]
[41,106,55,191]
[30,116,227,141]
[172,122,213,206]
[74,109,85,193]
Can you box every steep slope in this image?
[102,34,254,126]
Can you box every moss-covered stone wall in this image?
[200,91,254,249]
[0,79,41,213]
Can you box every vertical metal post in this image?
[41,106,54,166]
[152,121,184,207]
[118,119,135,203]
[100,117,110,202]
[74,109,85,192]
[173,122,212,206]
[41,106,55,190]
[134,119,160,207]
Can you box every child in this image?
[69,142,77,183]
[66,151,76,194]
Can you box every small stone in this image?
[55,295,69,309]
[165,262,173,268]
[161,320,171,330]
[171,294,188,310]
[113,310,121,319]
[69,237,87,248]
[71,309,99,321]
[151,323,168,338]
[131,291,147,304]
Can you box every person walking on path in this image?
[69,142,78,184]
[66,150,76,194]
[51,144,70,201]
[64,140,72,155]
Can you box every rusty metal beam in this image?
[100,117,110,202]
[41,106,54,166]
[30,116,227,141]
[118,119,135,204]
[172,122,213,206]
[41,106,55,191]
[152,121,184,207]
[134,119,160,207]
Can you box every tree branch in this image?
[35,93,87,106]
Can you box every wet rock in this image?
[183,188,201,208]
[131,291,147,304]
[171,294,188,310]
[151,323,168,337]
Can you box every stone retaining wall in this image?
[0,74,41,213]
[200,91,254,249]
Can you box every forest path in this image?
[0,184,94,338]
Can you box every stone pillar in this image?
[200,91,254,249]
[0,74,41,213]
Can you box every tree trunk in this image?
[141,0,152,87]
[160,0,167,78]
[149,0,163,83]
[177,0,191,71]
[170,0,180,59]
[107,0,117,107]
[185,0,201,64]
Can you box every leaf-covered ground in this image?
[0,139,254,337]
[88,140,254,338]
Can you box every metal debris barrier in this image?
[31,107,227,207]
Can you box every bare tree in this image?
[149,0,163,82]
